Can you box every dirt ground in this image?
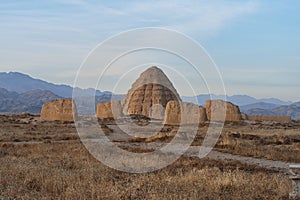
[0,114,298,199]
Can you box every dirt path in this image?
[109,141,298,173]
[186,147,297,173]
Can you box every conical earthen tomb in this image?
[122,66,181,119]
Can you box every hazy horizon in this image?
[0,70,296,103]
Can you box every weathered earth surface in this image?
[206,100,241,122]
[122,66,181,119]
[241,113,248,120]
[40,99,76,122]
[247,115,292,123]
[164,101,207,125]
[96,100,123,119]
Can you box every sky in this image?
[0,0,299,101]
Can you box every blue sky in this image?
[0,0,299,101]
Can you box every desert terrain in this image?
[1,114,299,199]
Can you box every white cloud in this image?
[107,0,260,37]
[47,1,260,38]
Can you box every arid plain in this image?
[1,113,299,199]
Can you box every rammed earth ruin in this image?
[41,66,292,123]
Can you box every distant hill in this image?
[181,94,291,106]
[227,95,258,106]
[0,72,110,98]
[271,105,300,120]
[244,104,300,121]
[0,88,62,114]
[259,98,292,105]
[244,108,276,116]
[0,87,122,114]
[240,102,280,112]
[292,102,300,107]
[0,88,18,99]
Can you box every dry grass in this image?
[146,121,300,163]
[2,115,299,162]
[214,132,300,162]
[0,141,290,199]
[0,115,79,143]
[210,122,300,162]
[0,115,297,199]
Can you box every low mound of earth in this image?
[206,100,242,122]
[41,99,76,122]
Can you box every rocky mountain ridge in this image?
[0,88,61,114]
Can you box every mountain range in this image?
[0,88,61,114]
[0,71,299,120]
[0,72,110,98]
[243,103,300,120]
[0,72,115,114]
[181,94,292,106]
